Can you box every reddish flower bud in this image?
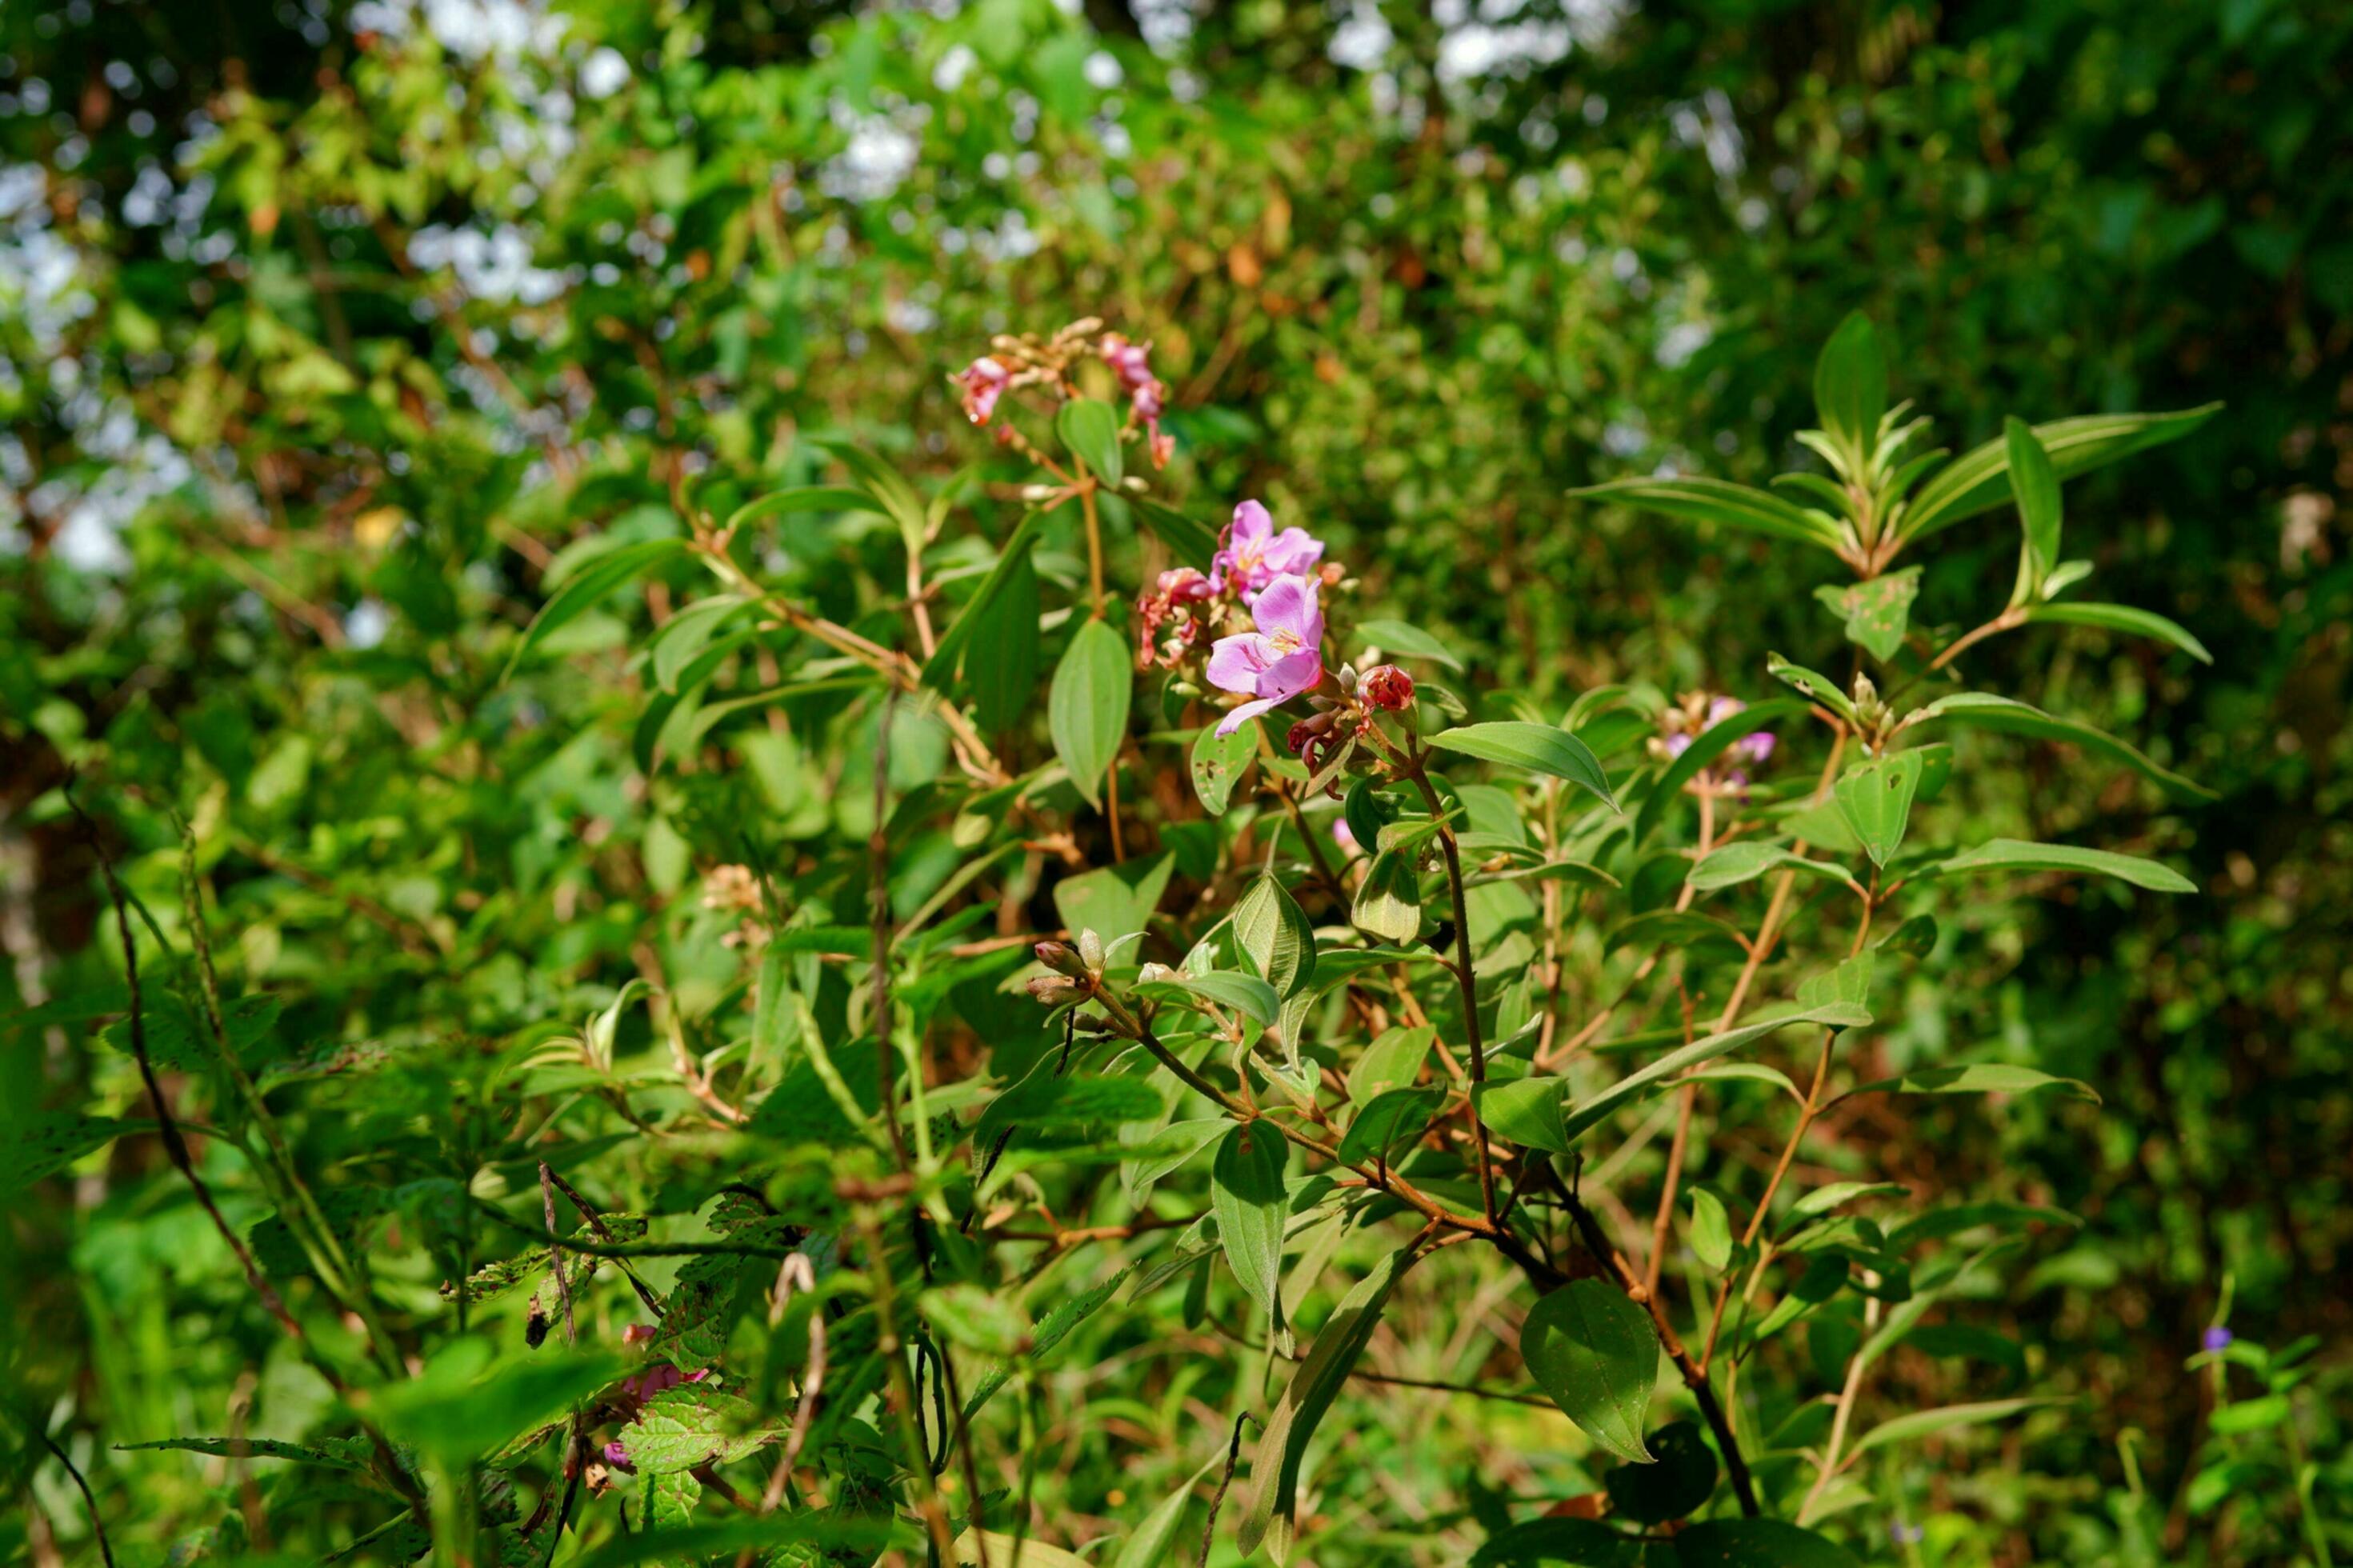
[1361,664,1415,711]
[1034,940,1090,978]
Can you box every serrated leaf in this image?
[1049,617,1132,809]
[1431,722,1619,810]
[623,1384,779,1473]
[1519,1278,1659,1463]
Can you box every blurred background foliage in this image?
[2,0,2347,1562]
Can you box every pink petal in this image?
[1263,527,1324,576]
[1255,646,1323,706]
[1215,695,1283,738]
[1206,632,1275,696]
[1231,500,1273,549]
[1251,574,1323,647]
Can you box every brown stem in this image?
[1403,762,1499,1227]
[869,690,913,1173]
[1553,1172,1760,1518]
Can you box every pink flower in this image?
[1100,333,1155,393]
[1332,818,1360,855]
[1136,566,1215,670]
[1211,501,1325,602]
[1207,574,1326,737]
[956,357,1011,425]
[603,1439,634,1472]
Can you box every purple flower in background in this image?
[1211,501,1325,601]
[1887,1521,1925,1545]
[1207,574,1326,737]
[2203,1326,2235,1353]
[603,1439,634,1473]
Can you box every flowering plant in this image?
[54,314,2229,1568]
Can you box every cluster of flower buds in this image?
[1135,565,1216,670]
[1275,662,1419,798]
[699,863,767,949]
[950,318,1174,469]
[1648,691,1777,794]
[1026,930,1106,1008]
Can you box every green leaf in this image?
[1635,698,1807,843]
[1848,1396,2063,1459]
[918,1283,1035,1358]
[1112,1453,1227,1568]
[962,1266,1132,1418]
[503,538,686,682]
[1191,722,1258,814]
[565,1518,899,1568]
[1351,848,1423,944]
[1901,405,2220,542]
[1556,1005,1871,1146]
[1239,1242,1417,1558]
[1907,691,2212,801]
[116,1436,370,1471]
[1130,497,1219,568]
[1336,1086,1443,1165]
[2023,602,2213,663]
[1833,750,1924,867]
[1604,1419,1719,1524]
[1356,618,1465,671]
[1569,476,1844,552]
[1122,1119,1229,1209]
[1842,1063,2099,1104]
[750,942,798,1082]
[1212,1123,1289,1343]
[968,549,1042,734]
[920,506,1047,692]
[1431,722,1619,810]
[1472,1519,1648,1567]
[1687,1188,1733,1272]
[1049,616,1132,809]
[375,1347,625,1464]
[1767,654,1860,726]
[954,1530,1095,1568]
[1,1106,142,1191]
[1058,397,1123,486]
[1519,1278,1659,1463]
[1347,1025,1434,1104]
[1814,567,1920,662]
[1233,874,1318,998]
[1688,842,1855,893]
[1144,970,1279,1030]
[1673,1519,1863,1566]
[721,485,890,533]
[1813,312,1888,468]
[1471,1076,1571,1155]
[817,440,930,558]
[1922,838,2195,894]
[623,1384,779,1473]
[1052,854,1174,954]
[2004,418,2064,602]
[648,594,750,693]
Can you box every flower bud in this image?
[1336,662,1359,698]
[1075,928,1106,971]
[1025,974,1085,1006]
[1034,940,1090,978]
[1361,664,1415,711]
[1137,962,1174,986]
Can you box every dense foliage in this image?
[5,2,2348,1566]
